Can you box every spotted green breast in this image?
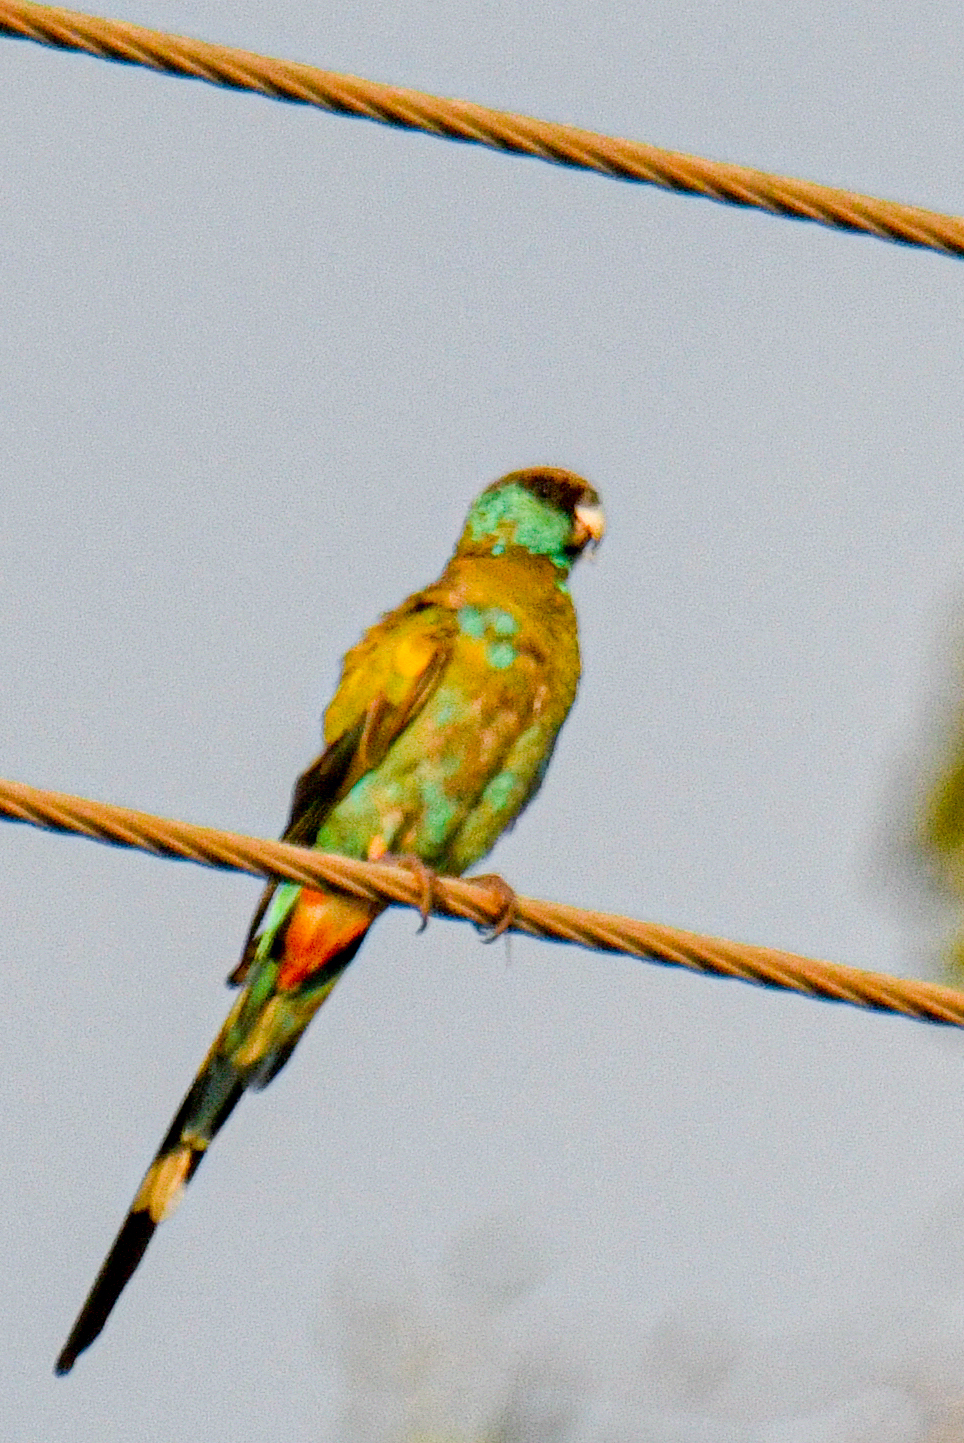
[318,550,580,874]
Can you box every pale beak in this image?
[572,503,606,551]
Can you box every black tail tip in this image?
[54,1349,76,1376]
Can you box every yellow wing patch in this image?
[323,604,456,750]
[393,630,436,679]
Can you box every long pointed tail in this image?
[56,886,380,1374]
[55,1052,245,1374]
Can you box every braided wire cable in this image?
[1,0,963,257]
[3,773,963,1026]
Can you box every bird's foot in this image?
[381,853,439,933]
[467,872,518,942]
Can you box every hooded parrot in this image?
[56,466,605,1373]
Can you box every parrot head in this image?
[462,467,605,569]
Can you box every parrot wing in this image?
[230,599,457,983]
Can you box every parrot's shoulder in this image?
[272,593,457,862]
[323,590,458,744]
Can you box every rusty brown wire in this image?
[2,1,964,258]
[3,773,964,1027]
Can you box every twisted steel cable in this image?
[2,1,964,257]
[3,773,964,1027]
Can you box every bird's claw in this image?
[468,872,518,942]
[384,853,439,932]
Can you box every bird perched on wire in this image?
[56,466,605,1373]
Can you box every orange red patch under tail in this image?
[277,887,382,990]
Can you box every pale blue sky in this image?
[3,3,964,1439]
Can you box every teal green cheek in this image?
[487,641,516,669]
[467,488,513,543]
[467,483,572,568]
